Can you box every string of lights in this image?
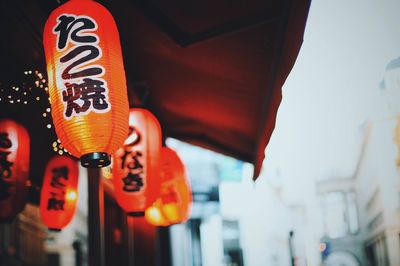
[0,69,69,155]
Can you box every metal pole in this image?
[289,230,295,266]
[156,226,172,266]
[88,168,105,266]
[125,215,135,266]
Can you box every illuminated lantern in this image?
[43,0,129,168]
[145,147,192,226]
[40,155,79,230]
[113,108,162,216]
[0,120,30,222]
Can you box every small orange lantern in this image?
[145,199,171,227]
[40,155,79,230]
[0,120,30,222]
[145,147,192,226]
[113,108,162,216]
[43,0,129,168]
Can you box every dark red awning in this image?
[0,0,310,181]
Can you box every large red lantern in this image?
[40,155,79,230]
[113,108,162,216]
[0,120,30,222]
[43,0,129,168]
[145,147,192,226]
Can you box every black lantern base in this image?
[48,228,61,232]
[127,212,145,217]
[81,152,111,168]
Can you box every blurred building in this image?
[0,203,47,266]
[354,118,400,266]
[317,117,400,266]
[316,177,365,266]
[0,164,89,266]
[168,139,312,266]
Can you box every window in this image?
[320,191,359,239]
[365,234,389,266]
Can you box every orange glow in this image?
[145,202,169,227]
[113,108,162,215]
[66,191,77,202]
[101,166,113,180]
[145,147,192,226]
[40,156,79,230]
[162,203,180,222]
[0,120,30,222]
[43,0,129,168]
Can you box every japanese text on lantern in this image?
[53,14,110,119]
[120,127,145,193]
[0,133,12,200]
[47,166,69,211]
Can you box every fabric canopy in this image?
[0,0,310,181]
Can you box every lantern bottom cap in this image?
[48,228,62,232]
[80,152,111,168]
[127,211,145,217]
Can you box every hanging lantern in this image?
[113,108,162,216]
[43,0,129,168]
[0,120,30,222]
[40,155,79,230]
[145,147,192,226]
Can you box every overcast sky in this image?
[261,0,400,202]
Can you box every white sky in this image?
[261,0,400,202]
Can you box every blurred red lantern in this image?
[40,156,79,230]
[43,0,129,168]
[0,120,30,222]
[145,147,192,226]
[113,108,162,216]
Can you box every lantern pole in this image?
[88,168,105,266]
[132,217,157,265]
[156,226,172,266]
[124,215,135,266]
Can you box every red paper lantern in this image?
[0,120,30,222]
[43,0,129,168]
[113,108,162,216]
[145,147,192,226]
[40,155,79,230]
